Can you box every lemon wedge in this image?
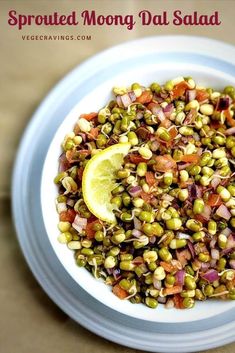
[82,143,131,223]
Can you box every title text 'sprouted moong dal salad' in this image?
[54,77,235,309]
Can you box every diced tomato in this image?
[85,219,101,239]
[171,81,189,99]
[80,112,98,121]
[140,191,152,203]
[210,120,224,129]
[194,214,207,224]
[153,155,177,172]
[163,285,183,296]
[180,154,200,163]
[169,126,178,139]
[147,102,159,111]
[145,171,156,187]
[224,108,235,127]
[173,294,185,309]
[160,261,174,273]
[59,209,76,223]
[112,284,128,299]
[88,127,99,140]
[176,249,191,267]
[136,90,153,104]
[207,194,223,207]
[196,89,209,102]
[129,154,147,164]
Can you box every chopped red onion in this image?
[229,259,235,269]
[226,234,235,249]
[157,296,167,304]
[188,241,195,259]
[149,236,156,244]
[59,153,70,172]
[116,95,123,107]
[185,89,196,102]
[216,204,231,220]
[176,232,192,240]
[211,248,220,260]
[133,217,142,230]
[151,140,160,151]
[163,103,174,117]
[210,259,217,268]
[210,240,217,251]
[66,198,75,207]
[151,106,165,121]
[175,270,185,286]
[225,127,235,135]
[221,227,232,237]
[128,91,136,102]
[200,205,211,221]
[193,133,200,141]
[221,247,234,256]
[77,132,87,142]
[132,229,142,238]
[136,111,144,120]
[178,162,192,170]
[72,215,87,233]
[200,262,210,272]
[211,176,221,189]
[187,184,202,200]
[113,268,121,280]
[162,194,174,202]
[184,108,197,124]
[201,269,219,282]
[120,93,132,108]
[153,94,164,103]
[57,202,67,213]
[128,186,142,197]
[153,278,162,290]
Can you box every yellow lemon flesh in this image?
[82,143,131,223]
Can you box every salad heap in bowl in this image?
[54,77,235,310]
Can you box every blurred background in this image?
[0,1,234,352]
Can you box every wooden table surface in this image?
[0,1,234,352]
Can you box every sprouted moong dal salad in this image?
[54,77,235,309]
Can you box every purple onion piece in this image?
[185,89,196,102]
[149,236,156,244]
[229,259,235,269]
[128,91,136,102]
[175,270,185,286]
[133,217,142,231]
[132,229,142,238]
[120,93,132,108]
[128,185,142,197]
[211,248,220,260]
[113,269,121,280]
[163,103,174,117]
[200,269,219,282]
[157,296,167,304]
[225,127,235,135]
[153,278,162,290]
[216,204,231,220]
[188,241,195,259]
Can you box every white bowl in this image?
[41,35,235,324]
